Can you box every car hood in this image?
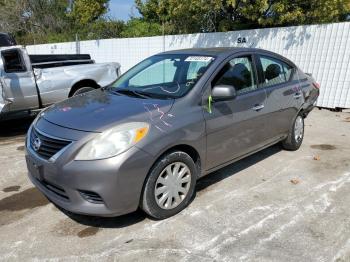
[41,89,174,132]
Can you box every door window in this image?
[213,56,257,95]
[259,56,294,87]
[283,62,294,81]
[1,49,26,73]
[186,61,209,81]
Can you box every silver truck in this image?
[0,46,120,120]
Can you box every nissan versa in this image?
[25,48,319,219]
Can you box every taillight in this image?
[312,82,320,89]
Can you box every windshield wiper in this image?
[131,90,173,100]
[111,89,150,99]
[139,92,174,100]
[111,89,173,100]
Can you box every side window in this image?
[213,56,257,95]
[129,58,178,87]
[283,62,294,81]
[186,61,208,81]
[1,49,26,73]
[259,56,293,87]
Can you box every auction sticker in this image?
[185,56,214,62]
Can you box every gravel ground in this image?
[0,109,349,262]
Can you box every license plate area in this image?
[26,156,43,181]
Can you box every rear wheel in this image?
[141,151,197,219]
[282,114,304,151]
[72,86,95,96]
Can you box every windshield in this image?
[111,54,215,99]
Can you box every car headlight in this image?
[75,122,149,160]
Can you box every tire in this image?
[282,114,304,151]
[141,151,197,220]
[72,86,95,96]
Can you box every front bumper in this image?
[25,121,154,217]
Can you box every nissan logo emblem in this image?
[33,137,42,152]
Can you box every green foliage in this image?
[0,0,122,44]
[69,0,109,25]
[121,18,162,37]
[80,20,125,40]
[136,0,350,33]
[1,0,349,45]
[26,0,72,34]
[16,31,74,45]
[0,0,25,34]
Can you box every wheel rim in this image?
[154,162,191,210]
[294,116,304,142]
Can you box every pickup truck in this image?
[0,45,120,120]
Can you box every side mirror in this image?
[212,85,237,101]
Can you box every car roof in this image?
[157,47,296,67]
[158,47,258,56]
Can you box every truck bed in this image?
[29,54,94,69]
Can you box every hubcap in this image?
[155,162,191,210]
[294,116,304,142]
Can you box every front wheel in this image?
[282,114,304,151]
[141,151,197,220]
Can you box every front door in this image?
[204,54,268,171]
[0,47,39,111]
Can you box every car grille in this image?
[30,128,71,160]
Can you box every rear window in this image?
[1,49,26,73]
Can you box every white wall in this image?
[26,22,350,109]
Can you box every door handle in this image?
[252,104,265,111]
[294,92,302,99]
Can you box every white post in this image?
[75,34,80,54]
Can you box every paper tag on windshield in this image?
[185,56,214,62]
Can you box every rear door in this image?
[204,53,269,170]
[255,54,303,141]
[0,47,39,111]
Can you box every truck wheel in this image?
[141,151,197,220]
[72,87,95,96]
[282,114,304,151]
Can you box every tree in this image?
[24,0,71,34]
[121,18,162,37]
[82,19,125,39]
[2,0,349,45]
[0,0,71,44]
[135,0,350,34]
[0,0,27,34]
[0,0,117,44]
[69,0,109,25]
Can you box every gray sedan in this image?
[25,48,319,219]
